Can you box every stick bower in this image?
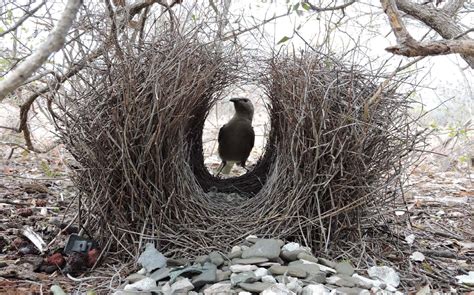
[57,33,421,259]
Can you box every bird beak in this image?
[229,98,238,103]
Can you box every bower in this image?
[56,32,422,258]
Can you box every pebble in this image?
[137,244,166,273]
[150,267,170,281]
[233,257,269,265]
[296,253,319,264]
[208,251,224,267]
[268,265,307,278]
[335,261,355,276]
[239,282,275,293]
[281,250,307,262]
[261,283,295,294]
[230,271,258,285]
[367,266,400,288]
[262,275,277,283]
[124,277,157,291]
[203,282,232,294]
[281,242,302,252]
[216,269,231,281]
[242,239,282,260]
[230,264,258,273]
[301,284,330,295]
[254,267,268,278]
[318,257,337,268]
[114,238,403,295]
[125,273,146,283]
[192,263,217,288]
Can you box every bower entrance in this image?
[57,33,422,258]
[202,87,269,179]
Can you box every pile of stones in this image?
[115,236,402,294]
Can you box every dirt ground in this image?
[0,135,472,294]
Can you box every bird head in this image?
[230,97,254,121]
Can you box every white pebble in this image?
[254,267,268,278]
[261,275,277,283]
[282,242,301,252]
[230,264,258,273]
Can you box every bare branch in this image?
[381,0,474,67]
[394,0,474,68]
[303,0,356,12]
[0,0,83,102]
[0,1,46,38]
[386,38,474,57]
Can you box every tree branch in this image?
[381,0,474,67]
[0,1,46,38]
[303,0,356,12]
[394,0,474,68]
[0,0,83,101]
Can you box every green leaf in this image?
[191,14,197,21]
[293,3,300,11]
[277,36,291,45]
[302,2,311,10]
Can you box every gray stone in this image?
[326,275,355,287]
[241,239,282,260]
[169,278,194,294]
[150,267,171,281]
[192,263,217,288]
[232,257,269,265]
[303,272,327,284]
[281,242,302,252]
[137,243,167,273]
[261,283,295,294]
[169,266,203,283]
[287,263,320,276]
[124,277,157,291]
[245,235,259,243]
[301,284,329,295]
[296,253,319,264]
[125,273,146,283]
[253,267,268,278]
[268,265,307,278]
[367,266,400,288]
[230,271,257,286]
[230,264,258,273]
[317,257,337,269]
[261,275,277,284]
[195,255,210,265]
[231,245,241,253]
[203,282,232,295]
[228,250,242,259]
[216,270,231,282]
[209,251,225,267]
[335,262,355,276]
[336,287,368,295]
[239,282,275,293]
[280,250,307,262]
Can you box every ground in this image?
[0,140,472,294]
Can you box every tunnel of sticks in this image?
[56,32,422,259]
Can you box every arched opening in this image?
[202,87,270,179]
